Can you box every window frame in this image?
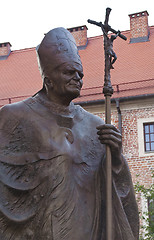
[143,122,154,152]
[137,118,154,157]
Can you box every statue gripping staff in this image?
[0,28,139,240]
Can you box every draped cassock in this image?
[0,93,139,240]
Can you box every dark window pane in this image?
[145,125,149,133]
[146,143,150,151]
[151,142,154,151]
[145,134,150,142]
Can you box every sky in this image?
[1,0,154,50]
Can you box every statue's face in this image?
[47,61,84,101]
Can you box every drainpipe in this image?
[115,99,122,134]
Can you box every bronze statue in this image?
[0,27,139,239]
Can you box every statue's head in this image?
[36,28,83,104]
[37,27,82,79]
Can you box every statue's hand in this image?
[96,124,122,163]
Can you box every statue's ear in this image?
[44,77,53,89]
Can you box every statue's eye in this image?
[69,70,75,75]
[79,72,84,79]
[63,70,74,75]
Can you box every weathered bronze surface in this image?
[0,27,139,239]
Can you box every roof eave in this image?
[75,93,154,106]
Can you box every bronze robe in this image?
[0,94,139,239]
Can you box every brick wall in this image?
[129,11,149,41]
[121,107,154,187]
[68,26,88,47]
[0,46,8,56]
[0,43,11,57]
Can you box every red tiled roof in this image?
[0,27,154,106]
[0,48,42,106]
[76,26,154,103]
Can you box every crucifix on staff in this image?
[88,7,127,240]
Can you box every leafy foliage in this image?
[134,172,154,240]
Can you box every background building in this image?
[0,10,154,234]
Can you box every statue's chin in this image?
[64,88,81,101]
[69,91,81,101]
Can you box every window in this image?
[144,123,154,152]
[137,118,154,157]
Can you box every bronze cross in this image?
[88,8,127,240]
[88,8,127,97]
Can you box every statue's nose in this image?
[73,72,80,80]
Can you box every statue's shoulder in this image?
[75,104,104,126]
[0,98,35,132]
[0,97,32,119]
